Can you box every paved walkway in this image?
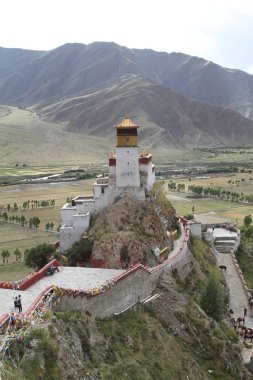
[216,250,253,363]
[212,227,237,239]
[0,267,125,316]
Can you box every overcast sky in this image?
[2,0,253,73]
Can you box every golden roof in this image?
[115,117,139,129]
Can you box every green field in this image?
[0,179,94,263]
[0,262,32,281]
[165,172,253,225]
[152,146,253,167]
[166,192,253,224]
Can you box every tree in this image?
[7,204,11,212]
[2,212,8,221]
[183,213,194,220]
[243,225,253,239]
[20,215,26,226]
[244,215,252,227]
[120,245,131,268]
[5,250,10,263]
[177,183,185,192]
[168,181,177,191]
[13,202,18,212]
[50,222,54,231]
[33,217,40,228]
[1,249,10,264]
[14,248,22,261]
[29,216,40,229]
[45,222,51,230]
[65,238,93,266]
[200,272,225,322]
[24,243,56,269]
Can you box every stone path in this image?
[0,267,125,316]
[212,228,237,239]
[216,250,253,363]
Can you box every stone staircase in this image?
[214,236,237,254]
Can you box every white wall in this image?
[116,147,140,188]
[60,226,81,252]
[73,213,90,229]
[189,222,202,239]
[94,188,114,213]
[109,165,116,184]
[75,199,95,214]
[61,205,76,227]
[139,161,155,190]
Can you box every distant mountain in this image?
[1,42,253,147]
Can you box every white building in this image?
[60,117,156,252]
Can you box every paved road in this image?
[216,250,253,363]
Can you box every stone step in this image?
[215,247,234,253]
[214,236,238,241]
[214,240,236,246]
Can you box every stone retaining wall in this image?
[57,223,192,317]
[231,253,251,300]
[0,223,191,337]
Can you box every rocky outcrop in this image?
[89,196,177,269]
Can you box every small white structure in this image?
[188,221,202,239]
[60,117,156,252]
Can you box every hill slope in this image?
[3,238,252,380]
[39,75,253,148]
[89,195,177,268]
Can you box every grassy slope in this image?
[2,106,253,167]
[0,262,32,281]
[236,235,253,292]
[0,106,110,165]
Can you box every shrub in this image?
[200,272,225,322]
[24,243,56,269]
[244,215,252,227]
[65,238,93,266]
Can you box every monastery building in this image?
[60,117,156,251]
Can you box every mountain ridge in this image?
[1,42,253,148]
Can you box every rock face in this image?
[89,196,177,269]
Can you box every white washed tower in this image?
[60,116,155,251]
[115,117,141,188]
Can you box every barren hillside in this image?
[89,193,177,269]
[1,43,253,148]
